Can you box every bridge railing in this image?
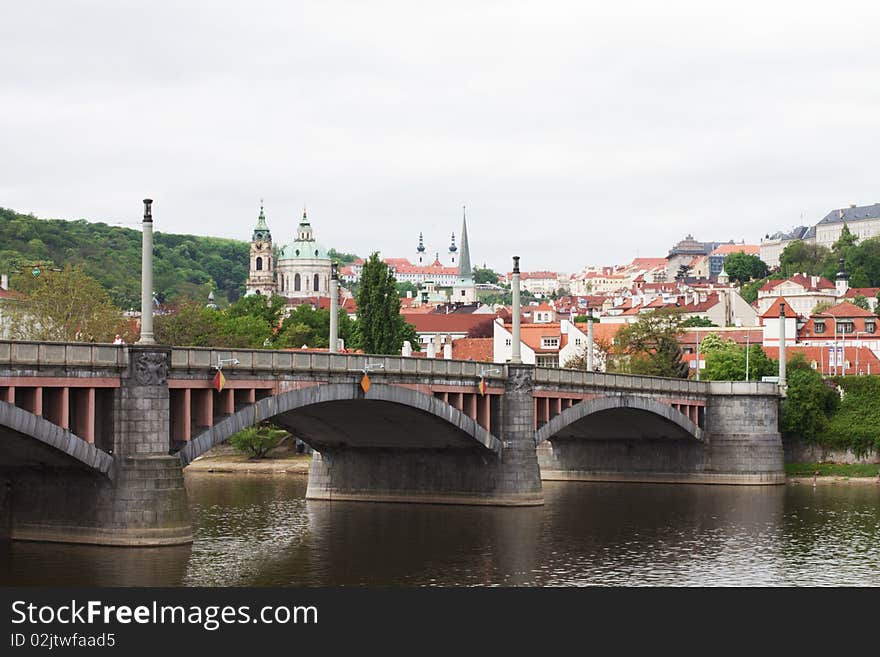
[168,347,508,383]
[533,367,778,397]
[0,340,125,368]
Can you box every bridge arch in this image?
[535,394,703,445]
[0,402,113,476]
[179,383,503,466]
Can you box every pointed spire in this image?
[252,201,271,241]
[417,232,425,253]
[458,205,472,278]
[301,206,309,225]
[449,231,457,253]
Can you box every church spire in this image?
[417,232,425,253]
[458,205,472,278]
[252,200,271,241]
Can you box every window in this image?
[867,321,876,334]
[256,256,263,271]
[541,337,559,349]
[575,338,582,346]
[294,274,301,291]
[837,321,854,334]
[314,273,320,292]
[814,321,825,333]
[505,339,512,346]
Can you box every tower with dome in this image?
[245,206,332,299]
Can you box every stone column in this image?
[137,199,156,345]
[329,262,339,353]
[107,345,191,544]
[497,363,543,503]
[587,311,594,371]
[511,256,522,364]
[778,301,787,389]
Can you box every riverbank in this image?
[185,453,311,474]
[786,462,880,486]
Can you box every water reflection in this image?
[2,474,880,587]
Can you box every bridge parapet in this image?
[168,347,508,385]
[0,340,125,370]
[533,367,711,396]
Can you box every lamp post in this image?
[587,308,595,372]
[745,329,750,382]
[854,331,868,375]
[136,199,155,345]
[329,262,339,353]
[779,301,787,389]
[695,332,701,381]
[511,256,522,364]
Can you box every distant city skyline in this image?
[3,1,880,273]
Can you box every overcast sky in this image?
[3,1,880,274]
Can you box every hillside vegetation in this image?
[1,207,250,308]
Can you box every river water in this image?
[2,474,879,586]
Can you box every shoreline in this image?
[184,455,880,485]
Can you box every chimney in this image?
[0,274,7,290]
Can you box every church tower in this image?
[448,232,458,267]
[452,206,477,303]
[417,232,426,265]
[246,203,276,297]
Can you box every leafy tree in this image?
[155,302,223,347]
[354,252,416,354]
[780,354,840,441]
[811,301,832,315]
[723,252,768,283]
[675,264,692,282]
[614,307,689,378]
[275,303,357,349]
[396,281,419,297]
[703,344,776,381]
[226,294,285,330]
[6,264,128,342]
[849,267,871,289]
[229,424,289,459]
[851,295,871,311]
[832,223,858,256]
[327,248,360,266]
[680,316,717,327]
[779,241,832,277]
[697,332,733,353]
[466,316,497,338]
[473,267,500,285]
[563,338,610,371]
[848,236,880,286]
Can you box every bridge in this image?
[0,340,783,546]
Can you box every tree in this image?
[680,316,717,327]
[229,424,289,459]
[355,252,416,354]
[473,267,500,285]
[563,337,610,371]
[6,264,128,342]
[327,248,360,265]
[275,303,357,349]
[811,301,832,315]
[155,302,223,346]
[723,252,768,283]
[226,294,285,330]
[851,295,871,311]
[779,241,832,277]
[848,236,880,286]
[832,223,858,256]
[849,267,871,289]
[675,264,692,282]
[697,332,733,353]
[780,354,840,441]
[396,281,419,297]
[703,344,776,381]
[614,308,689,378]
[466,316,497,338]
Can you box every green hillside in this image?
[0,207,251,308]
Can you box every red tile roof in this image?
[710,244,760,256]
[845,287,880,299]
[760,274,835,292]
[816,302,877,318]
[451,338,494,362]
[761,346,880,375]
[760,297,800,319]
[402,313,500,334]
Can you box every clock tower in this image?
[246,202,277,296]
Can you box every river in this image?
[2,474,879,586]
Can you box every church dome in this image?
[280,240,330,260]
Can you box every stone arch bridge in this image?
[0,341,783,546]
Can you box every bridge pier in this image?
[3,346,192,546]
[305,365,543,506]
[537,382,784,485]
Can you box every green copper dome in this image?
[279,240,330,260]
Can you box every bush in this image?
[780,354,839,442]
[824,376,880,455]
[229,425,289,459]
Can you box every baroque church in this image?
[245,204,332,299]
